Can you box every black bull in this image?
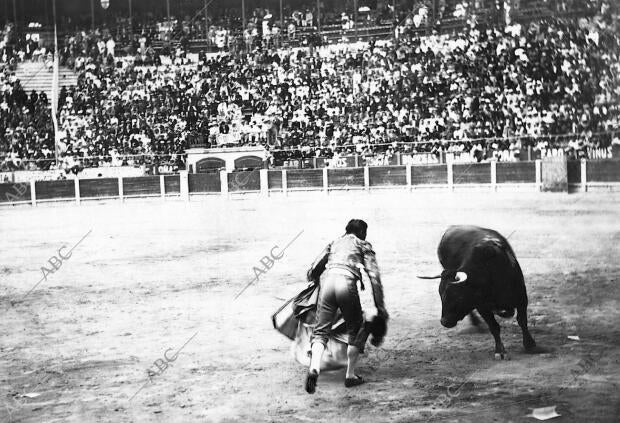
[420,225,538,359]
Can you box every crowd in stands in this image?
[0,1,619,172]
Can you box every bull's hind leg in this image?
[477,308,507,360]
[516,305,537,352]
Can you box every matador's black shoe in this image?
[345,375,365,388]
[305,369,318,394]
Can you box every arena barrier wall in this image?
[0,181,32,204]
[286,169,324,191]
[34,180,75,202]
[587,159,620,182]
[2,159,619,206]
[567,160,581,185]
[411,164,448,187]
[327,168,365,190]
[453,163,492,185]
[496,162,537,184]
[164,175,181,195]
[267,170,283,191]
[122,176,162,198]
[581,159,620,192]
[228,170,261,192]
[541,156,569,192]
[80,178,120,200]
[368,166,407,187]
[188,173,221,194]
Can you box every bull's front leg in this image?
[477,308,507,360]
[517,305,537,352]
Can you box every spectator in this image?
[1,11,619,171]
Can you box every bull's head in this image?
[419,240,507,328]
[437,270,475,328]
[418,269,478,328]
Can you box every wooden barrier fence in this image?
[1,159,619,206]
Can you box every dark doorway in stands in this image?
[234,156,264,170]
[195,158,225,173]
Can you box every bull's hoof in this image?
[494,352,509,360]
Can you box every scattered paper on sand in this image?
[21,393,41,398]
[526,406,561,420]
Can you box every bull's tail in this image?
[417,275,442,279]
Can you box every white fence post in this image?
[323,167,328,194]
[260,169,268,197]
[491,161,497,191]
[535,159,542,191]
[581,159,587,192]
[30,180,36,206]
[364,166,370,192]
[179,171,189,201]
[282,169,288,196]
[160,175,165,198]
[118,177,124,202]
[220,170,229,197]
[406,164,412,191]
[74,178,81,205]
[447,160,454,191]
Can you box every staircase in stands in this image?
[14,61,78,100]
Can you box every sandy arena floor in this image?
[1,189,619,422]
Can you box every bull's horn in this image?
[451,272,468,284]
[417,275,442,279]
